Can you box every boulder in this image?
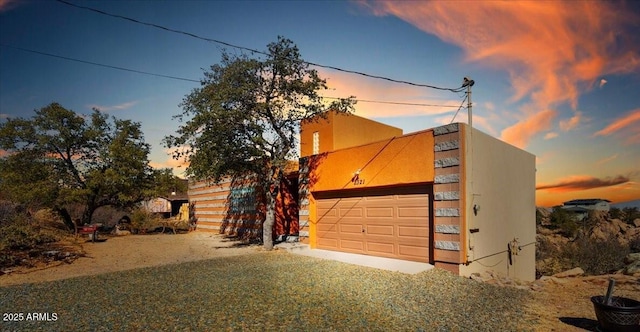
[553,267,585,278]
[634,219,640,228]
[623,260,640,275]
[624,252,640,264]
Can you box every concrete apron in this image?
[276,243,434,275]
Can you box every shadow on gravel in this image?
[559,317,598,331]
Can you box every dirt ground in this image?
[0,232,260,287]
[1,232,639,331]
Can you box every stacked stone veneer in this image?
[297,157,311,244]
[433,123,463,271]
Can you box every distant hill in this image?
[612,199,640,209]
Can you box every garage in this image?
[315,186,431,263]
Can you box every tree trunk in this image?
[54,207,75,231]
[263,189,276,250]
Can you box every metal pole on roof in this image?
[462,77,475,128]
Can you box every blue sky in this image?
[1,0,639,207]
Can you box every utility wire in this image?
[449,93,469,123]
[0,44,200,83]
[322,96,461,108]
[2,43,463,109]
[54,0,466,92]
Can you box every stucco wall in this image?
[458,124,536,281]
[300,111,403,157]
[299,130,436,247]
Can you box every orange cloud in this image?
[0,0,20,12]
[595,154,618,166]
[500,109,556,149]
[594,109,640,144]
[361,1,640,147]
[150,147,190,171]
[318,69,462,119]
[536,175,629,192]
[559,111,583,131]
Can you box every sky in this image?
[1,0,639,207]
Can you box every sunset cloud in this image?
[0,0,20,12]
[559,111,583,131]
[544,132,558,140]
[318,69,462,119]
[594,109,640,145]
[361,1,640,148]
[536,175,629,192]
[595,154,618,166]
[87,101,138,112]
[150,147,190,172]
[500,109,556,149]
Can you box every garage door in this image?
[316,187,430,263]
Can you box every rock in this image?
[623,260,640,275]
[553,267,585,278]
[43,250,58,256]
[625,253,640,264]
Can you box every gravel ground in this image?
[0,250,533,331]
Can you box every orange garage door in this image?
[315,187,430,263]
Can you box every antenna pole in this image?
[467,81,472,128]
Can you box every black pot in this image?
[591,295,640,332]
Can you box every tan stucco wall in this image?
[458,124,536,281]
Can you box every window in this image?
[312,131,319,155]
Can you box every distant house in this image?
[142,193,189,218]
[562,198,611,220]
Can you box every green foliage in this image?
[163,37,355,248]
[536,234,630,276]
[0,103,155,227]
[563,235,629,275]
[622,206,640,224]
[549,206,579,237]
[150,168,188,197]
[609,207,622,220]
[0,202,64,268]
[535,209,544,225]
[130,208,158,234]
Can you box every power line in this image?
[450,93,469,123]
[321,96,461,108]
[0,44,200,83]
[54,0,466,93]
[2,43,465,109]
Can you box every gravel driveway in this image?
[0,250,532,331]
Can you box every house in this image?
[190,111,536,281]
[297,112,536,281]
[561,198,611,220]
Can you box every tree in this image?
[622,207,640,224]
[549,206,578,237]
[164,37,355,249]
[0,103,156,230]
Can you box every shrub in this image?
[549,206,579,237]
[563,234,629,275]
[129,208,158,234]
[0,203,64,269]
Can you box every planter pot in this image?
[591,295,640,332]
